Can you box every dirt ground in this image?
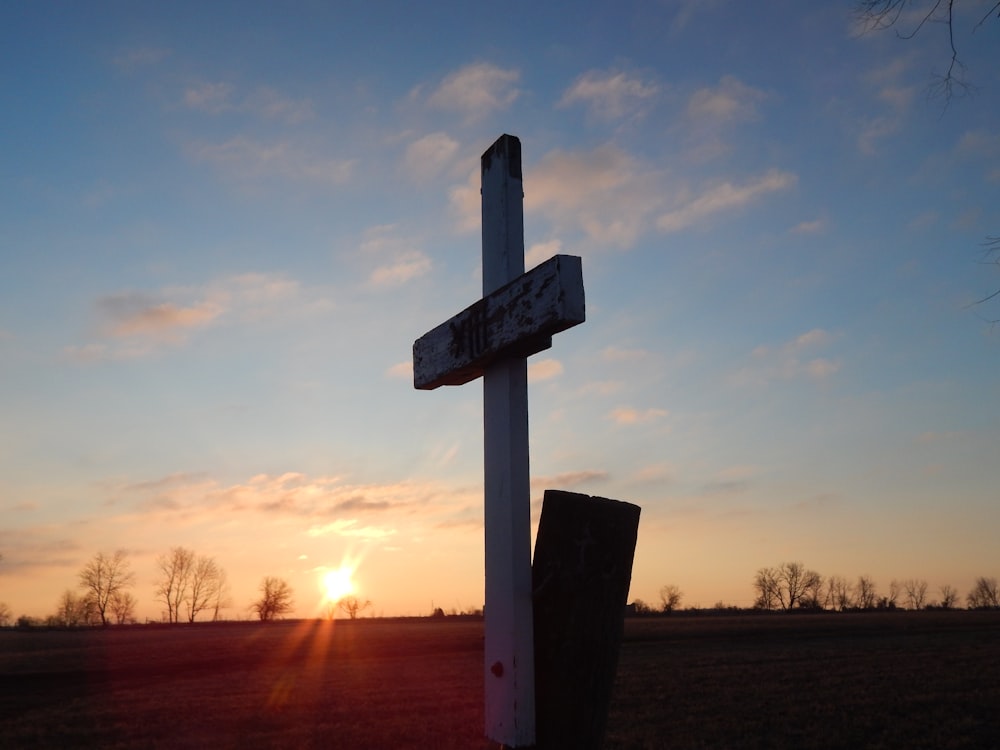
[1,611,998,748]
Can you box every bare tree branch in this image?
[855,0,991,101]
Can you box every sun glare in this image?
[322,565,355,603]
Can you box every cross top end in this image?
[482,133,522,180]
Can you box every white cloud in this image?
[369,251,432,287]
[525,239,562,270]
[528,358,564,383]
[656,169,797,233]
[404,132,460,182]
[99,295,222,340]
[423,63,520,121]
[525,144,664,248]
[558,70,659,119]
[452,140,793,248]
[386,361,413,379]
[448,166,482,234]
[360,225,432,288]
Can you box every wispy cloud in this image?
[666,0,725,34]
[857,56,916,155]
[680,76,769,160]
[657,169,797,233]
[525,239,563,270]
[731,328,842,386]
[633,463,674,483]
[386,361,413,379]
[306,519,397,540]
[420,62,520,121]
[369,251,432,287]
[109,471,477,541]
[686,76,767,124]
[558,69,659,120]
[525,144,664,248]
[531,470,609,490]
[112,46,170,71]
[608,406,669,425]
[683,465,762,500]
[192,136,354,185]
[184,82,314,123]
[789,218,828,234]
[914,430,965,444]
[601,346,652,362]
[403,132,461,182]
[452,141,791,246]
[360,225,432,288]
[577,380,623,397]
[70,272,314,360]
[98,293,222,340]
[528,358,563,383]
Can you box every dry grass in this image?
[1,611,998,748]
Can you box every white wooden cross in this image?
[413,134,585,747]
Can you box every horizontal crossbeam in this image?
[413,254,585,390]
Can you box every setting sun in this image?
[322,566,355,603]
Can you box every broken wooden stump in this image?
[532,489,641,749]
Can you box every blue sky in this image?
[2,1,998,620]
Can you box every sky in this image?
[1,1,998,621]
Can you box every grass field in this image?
[1,611,998,748]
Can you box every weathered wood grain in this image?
[412,254,584,390]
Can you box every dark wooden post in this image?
[531,490,641,749]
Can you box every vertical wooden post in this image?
[482,134,536,747]
[532,490,641,749]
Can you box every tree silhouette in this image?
[79,550,135,626]
[658,584,683,614]
[904,579,929,610]
[753,562,822,610]
[251,577,294,621]
[966,576,999,608]
[155,547,193,624]
[856,1,999,321]
[856,0,998,101]
[338,596,372,620]
[186,555,225,623]
[938,583,959,609]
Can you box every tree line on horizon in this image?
[0,548,309,628]
[4,551,999,627]
[630,562,1000,615]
